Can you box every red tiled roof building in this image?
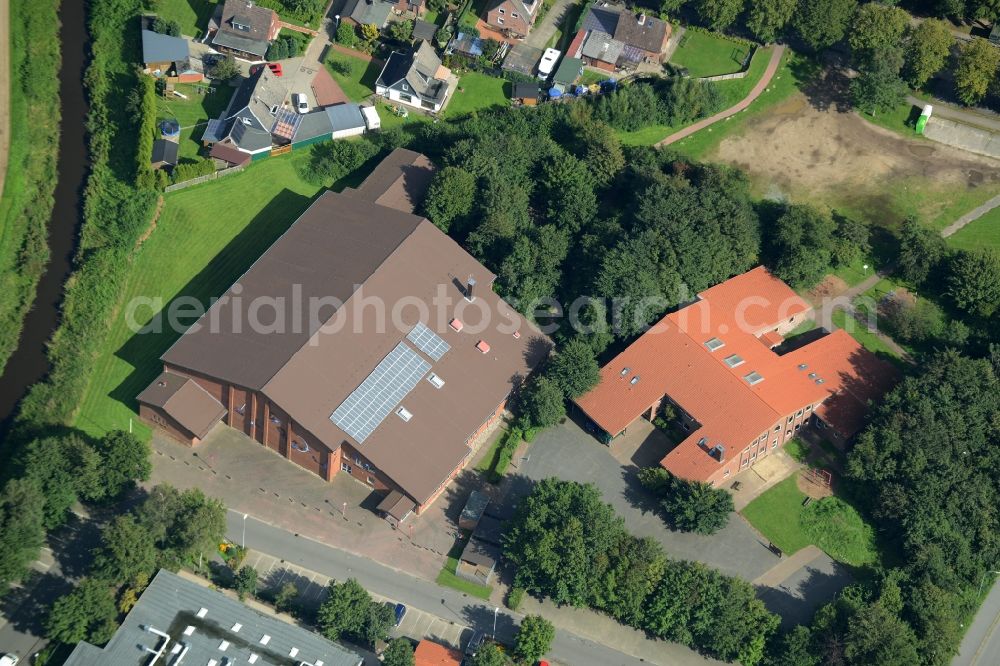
[575,267,898,485]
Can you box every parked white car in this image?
[0,654,19,666]
[293,92,309,114]
[538,48,561,81]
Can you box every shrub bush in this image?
[506,586,525,610]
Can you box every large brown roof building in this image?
[139,150,547,516]
[575,267,897,486]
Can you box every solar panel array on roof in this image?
[271,108,302,140]
[330,342,431,443]
[407,322,450,361]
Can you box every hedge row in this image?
[14,0,158,432]
[0,0,62,373]
[487,427,524,483]
[135,73,157,190]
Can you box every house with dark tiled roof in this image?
[375,41,453,112]
[485,0,541,39]
[569,3,670,69]
[211,0,280,60]
[202,66,288,155]
[341,0,395,28]
[138,149,548,517]
[575,267,898,486]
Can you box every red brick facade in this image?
[486,0,534,38]
[152,363,510,513]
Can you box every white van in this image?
[538,48,561,81]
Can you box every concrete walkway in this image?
[752,546,825,587]
[907,94,1000,133]
[941,193,1000,237]
[525,0,577,49]
[658,44,785,147]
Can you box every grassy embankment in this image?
[13,0,160,438]
[0,0,62,375]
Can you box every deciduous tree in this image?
[792,0,857,51]
[421,166,477,233]
[0,479,46,593]
[954,38,1000,106]
[946,249,1000,317]
[318,579,372,641]
[896,216,946,285]
[766,204,837,288]
[520,376,566,429]
[696,0,744,30]
[904,19,953,88]
[234,566,258,601]
[515,615,555,663]
[93,515,158,584]
[46,579,118,645]
[96,430,152,498]
[382,638,415,666]
[746,0,796,43]
[848,3,909,56]
[544,338,600,399]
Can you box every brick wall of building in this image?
[487,1,531,37]
[139,404,197,445]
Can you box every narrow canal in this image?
[0,0,89,428]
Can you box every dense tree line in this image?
[504,479,778,664]
[46,484,227,646]
[767,352,999,665]
[0,430,150,594]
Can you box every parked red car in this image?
[250,62,283,76]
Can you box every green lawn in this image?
[670,30,752,78]
[830,307,903,362]
[437,537,494,599]
[155,0,218,38]
[325,51,381,102]
[73,153,327,437]
[742,476,878,567]
[617,45,776,147]
[445,73,510,119]
[858,98,924,139]
[156,81,235,162]
[947,205,1000,251]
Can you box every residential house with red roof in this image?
[575,267,898,486]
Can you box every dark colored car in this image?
[393,603,407,627]
[464,630,485,657]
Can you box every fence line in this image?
[164,164,246,192]
[695,45,758,82]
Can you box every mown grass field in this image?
[947,205,1000,251]
[446,73,510,119]
[669,30,753,78]
[155,0,218,38]
[156,81,235,162]
[73,153,326,437]
[742,475,878,567]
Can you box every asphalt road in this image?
[955,578,1000,666]
[226,511,653,666]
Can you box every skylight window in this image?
[723,354,745,368]
[744,371,764,386]
[704,337,725,352]
[620,367,630,376]
[396,406,413,422]
[630,376,640,385]
[427,373,445,389]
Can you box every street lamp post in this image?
[242,513,248,549]
[977,570,1000,597]
[492,606,499,640]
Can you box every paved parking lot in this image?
[503,416,780,582]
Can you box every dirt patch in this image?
[710,93,1000,224]
[805,275,849,306]
[797,469,834,500]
